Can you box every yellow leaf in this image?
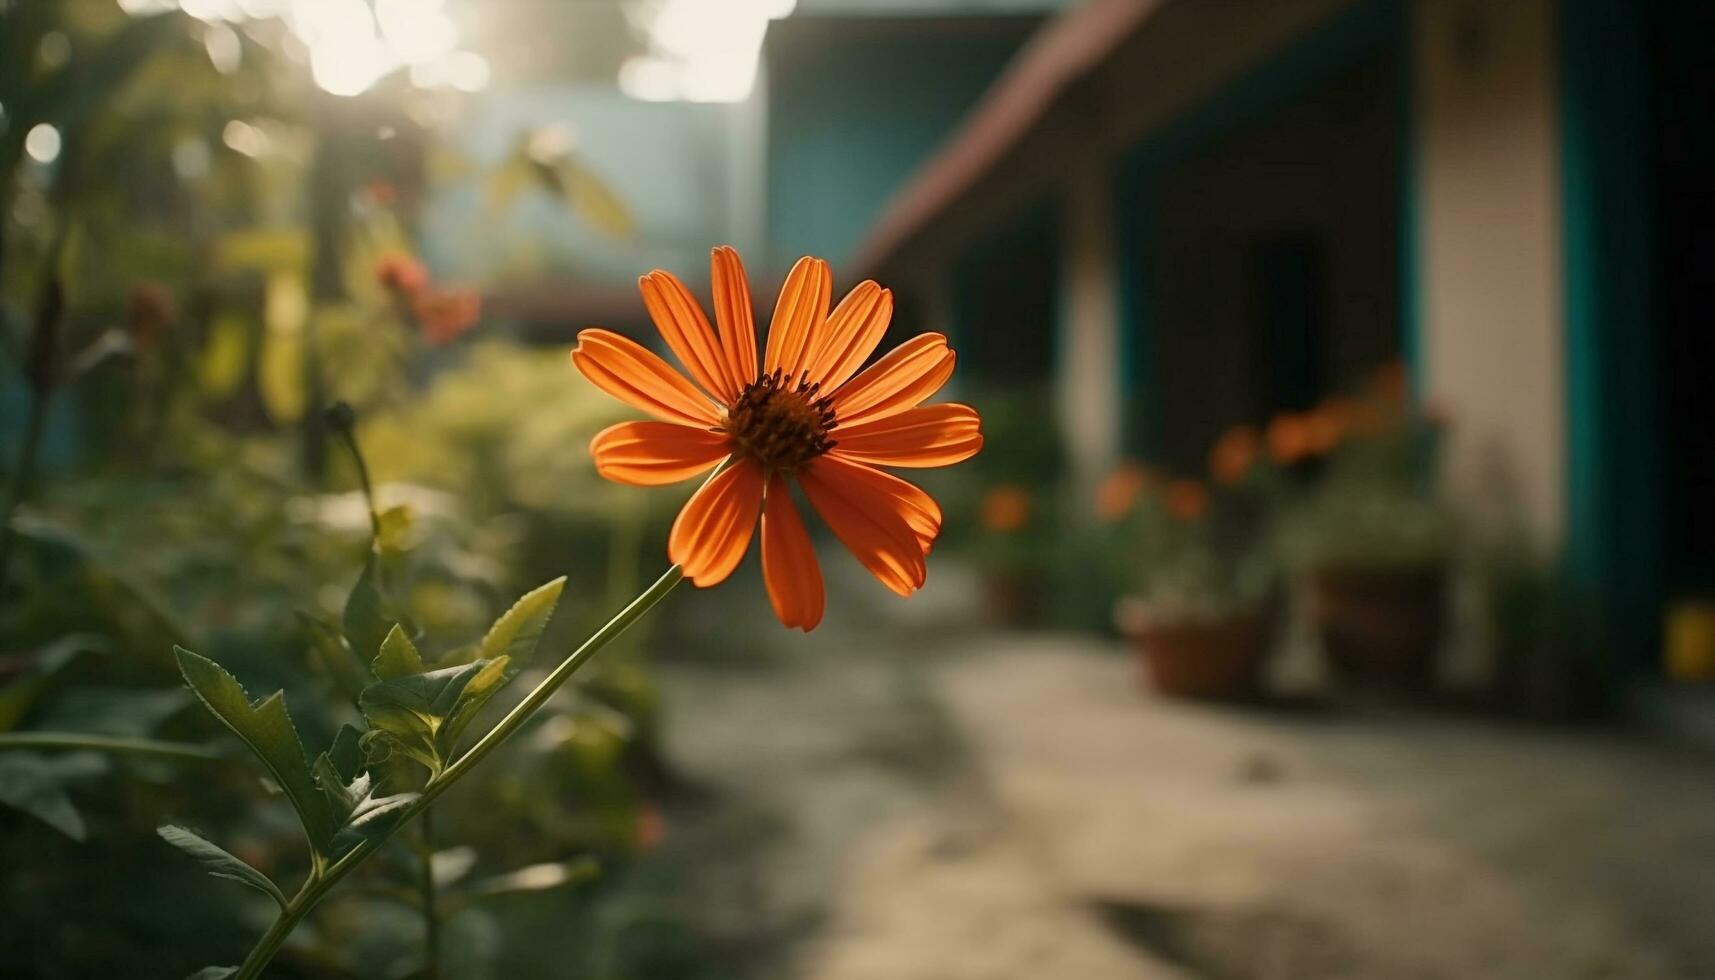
[259,323,305,424]
[569,163,636,239]
[196,312,250,399]
[214,229,312,275]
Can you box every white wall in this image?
[1415,0,1566,544]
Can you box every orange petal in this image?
[639,270,741,402]
[806,454,941,554]
[762,256,831,382]
[761,474,825,631]
[828,333,955,426]
[590,421,730,486]
[710,246,759,386]
[803,281,893,390]
[831,403,983,469]
[799,456,927,596]
[572,329,721,427]
[668,462,764,587]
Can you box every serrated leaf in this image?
[333,789,420,849]
[174,648,335,854]
[0,755,87,840]
[364,662,488,721]
[324,724,363,783]
[158,825,287,909]
[439,656,510,758]
[313,724,369,820]
[371,625,424,680]
[360,661,488,774]
[476,577,566,666]
[342,556,391,665]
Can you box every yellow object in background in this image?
[1665,601,1715,682]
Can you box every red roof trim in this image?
[850,0,1161,277]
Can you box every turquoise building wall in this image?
[765,21,1033,266]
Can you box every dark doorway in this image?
[1139,48,1402,472]
[1648,0,1715,597]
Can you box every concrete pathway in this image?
[655,568,1715,979]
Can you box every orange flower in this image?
[375,253,429,297]
[413,287,481,346]
[1208,425,1259,486]
[1303,402,1345,455]
[1267,413,1311,465]
[1164,479,1208,521]
[980,485,1032,533]
[1094,461,1152,521]
[573,247,983,631]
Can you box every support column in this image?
[1056,162,1125,506]
[1415,0,1565,544]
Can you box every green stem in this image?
[0,382,49,602]
[332,423,382,543]
[230,564,686,980]
[420,806,440,979]
[0,732,225,762]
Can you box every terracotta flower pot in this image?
[1306,565,1446,691]
[1125,605,1277,701]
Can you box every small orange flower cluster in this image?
[1164,479,1208,522]
[980,485,1032,533]
[375,253,429,296]
[1264,361,1417,465]
[373,252,481,347]
[1208,425,1260,486]
[1094,461,1154,521]
[1091,462,1209,525]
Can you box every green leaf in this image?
[174,647,335,854]
[158,825,288,909]
[359,661,487,774]
[0,634,105,733]
[342,555,391,665]
[452,858,600,910]
[371,624,425,680]
[439,656,511,757]
[313,724,369,820]
[476,577,566,666]
[376,505,413,553]
[38,687,191,738]
[338,788,420,847]
[323,723,364,784]
[0,754,92,840]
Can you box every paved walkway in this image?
[655,568,1715,980]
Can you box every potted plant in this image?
[1111,437,1283,700]
[1278,376,1453,691]
[970,482,1054,625]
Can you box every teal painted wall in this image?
[765,21,1033,266]
[1560,0,1662,671]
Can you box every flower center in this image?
[725,369,837,473]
